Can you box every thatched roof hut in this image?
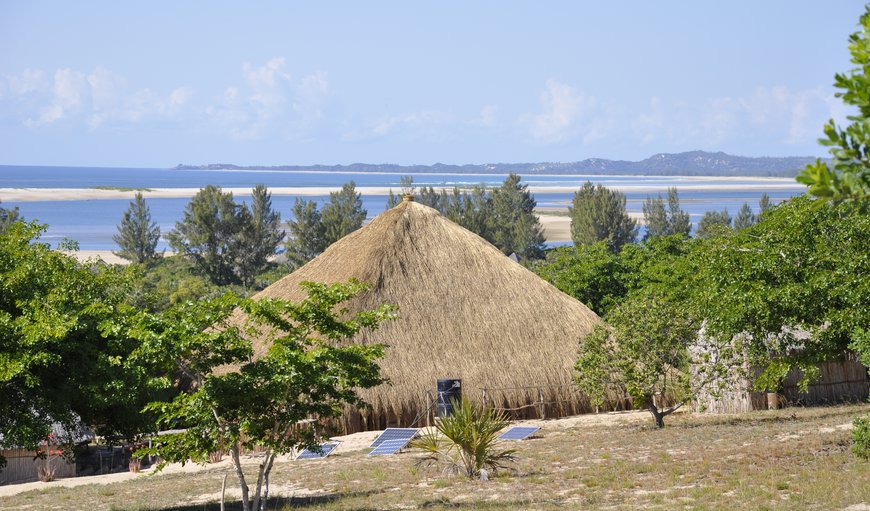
[252,197,603,432]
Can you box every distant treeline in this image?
[174,150,822,177]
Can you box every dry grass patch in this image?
[1,404,869,510]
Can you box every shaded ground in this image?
[1,404,868,510]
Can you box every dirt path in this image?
[0,410,650,498]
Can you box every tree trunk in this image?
[231,444,251,511]
[220,473,227,511]
[647,400,665,428]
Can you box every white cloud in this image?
[522,79,601,144]
[343,110,454,142]
[205,58,332,141]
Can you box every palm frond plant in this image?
[411,397,517,480]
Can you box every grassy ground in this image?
[2,403,869,510]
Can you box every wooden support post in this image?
[538,387,546,419]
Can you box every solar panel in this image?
[296,442,339,460]
[498,426,540,440]
[369,428,419,448]
[368,438,414,456]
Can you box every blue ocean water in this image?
[0,166,805,250]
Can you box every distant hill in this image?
[175,151,819,177]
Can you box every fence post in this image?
[538,387,546,419]
[482,388,488,410]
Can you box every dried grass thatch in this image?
[249,198,603,432]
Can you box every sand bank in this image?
[0,180,806,203]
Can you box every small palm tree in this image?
[412,398,517,480]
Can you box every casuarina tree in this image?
[113,192,161,264]
[570,182,637,251]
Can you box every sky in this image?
[0,1,865,167]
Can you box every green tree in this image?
[797,7,870,201]
[733,202,757,230]
[412,398,517,480]
[134,281,395,511]
[488,174,545,259]
[0,199,20,232]
[285,198,327,270]
[695,209,732,238]
[443,185,493,242]
[418,185,446,211]
[688,197,870,391]
[570,182,637,251]
[759,192,771,213]
[236,184,284,287]
[666,187,691,236]
[113,192,161,264]
[576,292,709,428]
[642,194,668,239]
[167,185,247,286]
[0,222,156,469]
[530,244,626,316]
[321,181,367,244]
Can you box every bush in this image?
[412,398,517,480]
[854,416,870,460]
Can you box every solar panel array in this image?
[498,426,540,440]
[369,428,419,448]
[296,442,339,460]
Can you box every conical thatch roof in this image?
[253,198,602,431]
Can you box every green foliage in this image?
[854,416,870,460]
[759,192,771,213]
[576,292,698,427]
[531,235,693,317]
[167,185,247,286]
[642,187,690,239]
[797,7,870,200]
[113,192,161,264]
[0,222,156,464]
[733,202,757,231]
[688,197,870,386]
[236,184,284,287]
[386,175,416,208]
[529,244,626,316]
[488,173,545,259]
[0,199,20,232]
[695,209,732,238]
[412,398,517,480]
[570,182,637,251]
[285,198,327,270]
[133,280,395,511]
[321,181,367,244]
[168,185,280,287]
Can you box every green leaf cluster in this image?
[796,7,870,200]
[570,181,637,251]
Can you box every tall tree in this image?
[733,202,757,230]
[642,194,668,239]
[0,200,19,232]
[488,174,545,259]
[321,181,367,244]
[758,192,771,213]
[113,192,161,264]
[236,184,283,287]
[167,185,246,286]
[570,182,637,251]
[797,7,870,201]
[643,187,690,240]
[695,210,732,239]
[285,198,327,269]
[666,187,691,236]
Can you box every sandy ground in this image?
[0,179,805,203]
[0,410,650,498]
